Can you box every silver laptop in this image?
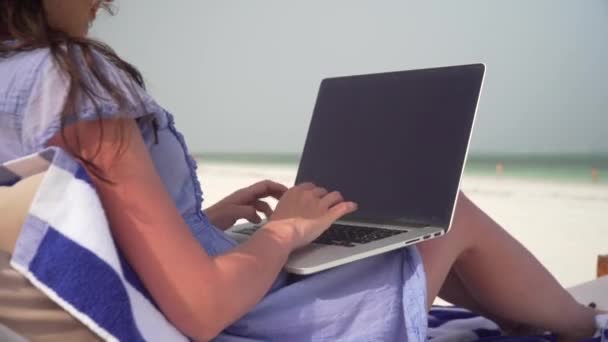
[227,64,485,274]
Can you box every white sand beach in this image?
[197,161,608,289]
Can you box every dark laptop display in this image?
[296,64,485,228]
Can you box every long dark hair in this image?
[0,0,154,181]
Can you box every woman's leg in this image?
[438,269,484,311]
[439,268,544,334]
[418,192,597,339]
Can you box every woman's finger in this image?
[236,205,263,224]
[245,180,289,201]
[322,202,358,226]
[311,187,328,198]
[259,180,289,200]
[253,200,273,219]
[320,191,344,208]
[296,182,316,191]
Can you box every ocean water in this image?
[197,153,608,185]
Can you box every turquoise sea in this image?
[196,153,608,185]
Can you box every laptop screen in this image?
[295,64,484,228]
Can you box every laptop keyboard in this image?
[234,224,407,248]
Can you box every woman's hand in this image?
[204,180,288,230]
[261,182,358,251]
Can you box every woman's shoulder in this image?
[0,48,57,105]
[0,45,151,108]
[1,45,163,153]
[0,47,53,74]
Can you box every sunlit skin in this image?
[25,2,603,340]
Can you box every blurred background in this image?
[93,1,607,287]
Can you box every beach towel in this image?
[0,147,187,342]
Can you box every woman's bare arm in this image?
[48,119,295,341]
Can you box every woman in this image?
[0,1,601,341]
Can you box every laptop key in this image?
[313,224,405,246]
[235,227,260,236]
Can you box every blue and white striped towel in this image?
[1,147,187,342]
[428,306,607,342]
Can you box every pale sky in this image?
[92,0,608,155]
